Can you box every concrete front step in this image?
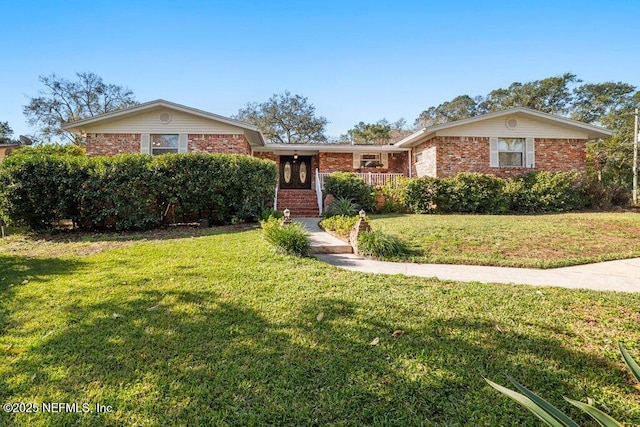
[294,218,354,254]
[310,242,353,254]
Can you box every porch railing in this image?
[316,170,405,190]
[274,185,278,211]
[315,169,323,215]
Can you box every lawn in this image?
[1,227,640,425]
[368,212,640,268]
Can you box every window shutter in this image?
[525,137,535,168]
[381,152,389,168]
[140,134,150,154]
[352,153,360,169]
[489,137,499,167]
[178,134,188,153]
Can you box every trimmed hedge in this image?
[0,153,277,231]
[438,173,508,214]
[394,171,628,215]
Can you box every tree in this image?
[343,118,411,144]
[415,95,481,128]
[24,72,138,144]
[0,121,15,144]
[235,91,328,144]
[345,120,392,144]
[479,73,579,114]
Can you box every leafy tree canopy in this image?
[0,121,16,144]
[24,72,138,144]
[235,91,328,144]
[343,118,410,145]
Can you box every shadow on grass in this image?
[0,255,86,330]
[2,287,637,426]
[4,223,260,245]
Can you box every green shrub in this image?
[260,216,310,256]
[507,171,587,213]
[152,153,276,224]
[0,153,277,231]
[319,215,358,238]
[81,155,160,231]
[323,172,376,212]
[325,197,360,217]
[357,230,410,259]
[260,208,284,221]
[438,173,508,214]
[8,143,86,158]
[0,153,89,230]
[403,176,440,214]
[379,177,410,214]
[581,178,630,209]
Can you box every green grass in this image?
[1,227,640,425]
[368,212,640,268]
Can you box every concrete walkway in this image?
[296,218,352,254]
[297,218,640,293]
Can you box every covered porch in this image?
[253,144,410,216]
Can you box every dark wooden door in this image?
[279,156,312,189]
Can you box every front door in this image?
[279,156,312,189]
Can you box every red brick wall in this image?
[319,152,352,172]
[254,152,279,162]
[387,152,409,175]
[413,136,587,178]
[86,133,140,156]
[188,134,251,154]
[85,133,251,156]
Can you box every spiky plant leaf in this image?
[619,343,640,384]
[564,397,623,427]
[506,375,579,427]
[484,378,569,427]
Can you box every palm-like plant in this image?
[486,343,638,426]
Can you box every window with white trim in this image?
[360,153,383,168]
[490,137,535,168]
[498,137,524,167]
[151,134,179,155]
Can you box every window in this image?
[151,134,179,155]
[497,138,524,167]
[352,152,389,169]
[414,152,423,163]
[360,153,382,168]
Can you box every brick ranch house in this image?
[62,99,612,216]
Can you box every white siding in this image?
[437,114,589,139]
[81,109,246,134]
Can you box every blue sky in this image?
[1,0,639,140]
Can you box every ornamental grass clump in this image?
[324,197,360,218]
[260,216,310,257]
[357,229,410,259]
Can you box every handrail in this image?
[315,168,323,215]
[274,185,278,211]
[316,172,405,189]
